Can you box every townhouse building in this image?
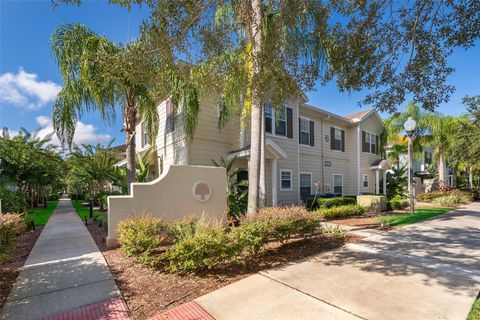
[135,94,389,206]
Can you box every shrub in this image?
[387,196,409,210]
[416,191,445,202]
[0,186,28,213]
[0,214,26,262]
[118,216,168,262]
[305,196,356,210]
[169,216,198,242]
[325,225,347,240]
[163,221,241,272]
[318,204,365,220]
[433,194,472,207]
[250,206,322,244]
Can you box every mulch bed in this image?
[0,226,43,311]
[86,222,362,320]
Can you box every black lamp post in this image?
[404,117,417,214]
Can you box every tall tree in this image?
[50,23,199,193]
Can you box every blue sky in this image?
[1,0,479,146]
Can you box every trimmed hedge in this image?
[433,194,472,207]
[317,204,365,220]
[306,196,356,210]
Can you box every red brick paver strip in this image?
[42,297,131,320]
[148,302,215,320]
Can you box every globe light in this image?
[404,117,417,132]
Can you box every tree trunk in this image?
[247,0,263,214]
[259,102,266,208]
[469,165,474,189]
[438,149,445,184]
[124,93,137,194]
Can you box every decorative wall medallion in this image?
[324,135,330,142]
[192,181,212,202]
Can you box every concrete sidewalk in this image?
[0,199,127,320]
[196,203,480,320]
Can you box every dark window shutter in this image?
[376,135,379,154]
[298,118,301,143]
[310,121,314,146]
[287,108,293,138]
[362,131,366,152]
[341,130,345,152]
[330,127,335,150]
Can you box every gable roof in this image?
[344,109,374,121]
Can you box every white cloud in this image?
[34,116,112,146]
[0,68,61,109]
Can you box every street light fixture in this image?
[404,117,416,214]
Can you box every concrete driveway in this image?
[196,203,480,320]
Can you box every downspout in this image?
[357,125,361,195]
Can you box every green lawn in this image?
[26,201,58,225]
[71,200,106,221]
[467,299,480,320]
[378,207,452,227]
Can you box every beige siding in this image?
[359,113,383,194]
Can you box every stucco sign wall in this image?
[107,165,227,246]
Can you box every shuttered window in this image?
[280,170,292,191]
[298,118,314,146]
[264,102,293,139]
[330,127,345,152]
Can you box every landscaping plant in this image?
[305,196,356,210]
[387,196,409,211]
[118,216,168,264]
[318,204,365,220]
[0,214,26,262]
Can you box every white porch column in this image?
[272,158,277,206]
[383,171,387,195]
[375,169,380,194]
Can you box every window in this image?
[362,131,378,154]
[330,127,345,151]
[299,118,314,146]
[424,151,432,165]
[275,104,287,136]
[363,174,369,189]
[333,175,343,195]
[265,102,273,134]
[300,173,312,197]
[141,121,149,148]
[264,102,290,137]
[280,170,292,191]
[166,99,175,133]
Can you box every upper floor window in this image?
[362,131,378,154]
[424,151,432,165]
[264,102,292,138]
[299,118,314,146]
[141,121,149,148]
[330,127,345,152]
[166,99,175,133]
[363,174,369,189]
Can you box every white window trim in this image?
[265,103,287,137]
[299,172,313,195]
[333,174,344,196]
[331,126,345,152]
[141,121,150,149]
[362,129,378,155]
[362,174,369,189]
[280,169,293,191]
[299,117,311,146]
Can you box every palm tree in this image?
[51,23,199,193]
[422,113,456,184]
